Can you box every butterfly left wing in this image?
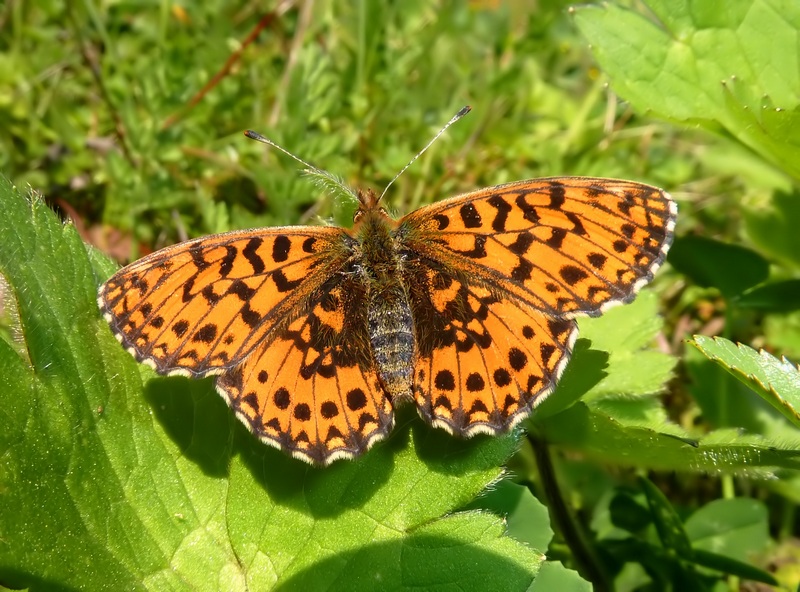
[98,226,350,377]
[217,274,394,465]
[100,226,393,465]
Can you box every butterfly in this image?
[99,158,676,466]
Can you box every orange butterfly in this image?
[99,135,675,466]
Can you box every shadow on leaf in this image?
[275,531,536,592]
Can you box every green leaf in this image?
[639,477,693,559]
[684,344,775,432]
[278,512,543,592]
[463,479,553,551]
[609,492,651,533]
[685,498,769,562]
[736,279,800,312]
[691,549,778,586]
[538,403,800,475]
[528,561,591,592]
[689,335,800,428]
[0,177,541,591]
[533,291,800,474]
[576,290,676,400]
[531,287,800,475]
[535,290,676,427]
[573,0,800,179]
[685,497,777,584]
[668,236,770,298]
[536,290,678,446]
[743,189,800,268]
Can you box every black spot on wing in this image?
[220,245,237,277]
[459,203,482,228]
[560,265,588,286]
[273,269,303,292]
[243,238,266,274]
[487,193,512,232]
[272,235,291,262]
[302,237,316,253]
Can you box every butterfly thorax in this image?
[354,203,415,402]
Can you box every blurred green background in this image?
[3,0,800,590]
[1,1,711,254]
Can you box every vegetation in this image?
[1,1,798,590]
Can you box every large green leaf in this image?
[736,280,800,313]
[686,498,770,563]
[0,178,542,591]
[536,289,677,434]
[539,403,800,476]
[690,335,800,429]
[573,0,800,179]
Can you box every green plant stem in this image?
[720,304,736,501]
[530,433,610,590]
[67,1,136,167]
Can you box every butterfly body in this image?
[99,177,676,465]
[353,191,416,403]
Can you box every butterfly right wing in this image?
[404,259,577,436]
[98,226,352,377]
[399,177,676,317]
[397,177,674,435]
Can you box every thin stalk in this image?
[530,433,610,590]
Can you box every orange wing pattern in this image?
[217,278,393,464]
[400,177,676,317]
[99,226,350,375]
[405,260,577,435]
[399,177,675,434]
[98,225,396,464]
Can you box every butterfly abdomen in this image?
[368,286,414,400]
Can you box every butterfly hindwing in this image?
[406,262,578,434]
[216,273,394,465]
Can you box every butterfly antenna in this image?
[244,130,357,201]
[378,105,472,203]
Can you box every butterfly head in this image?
[353,188,388,224]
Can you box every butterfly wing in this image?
[400,177,676,317]
[98,226,351,376]
[100,226,394,465]
[217,274,393,465]
[399,177,676,434]
[404,259,578,435]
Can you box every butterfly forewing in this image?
[98,226,350,376]
[399,177,676,317]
